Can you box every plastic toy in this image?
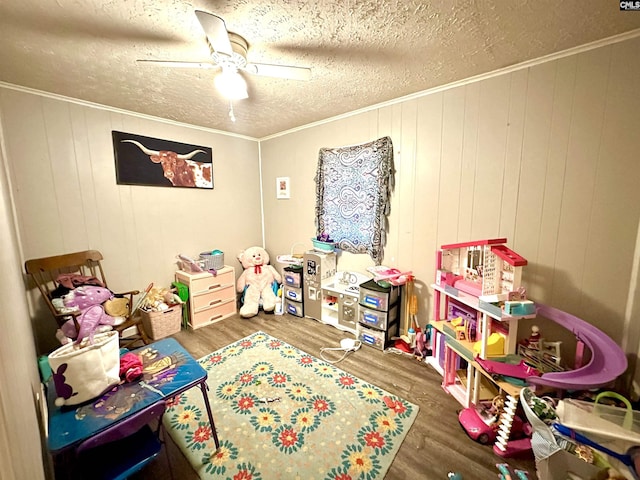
[437,238,527,297]
[527,303,627,390]
[475,356,541,382]
[496,463,530,480]
[472,332,505,357]
[458,398,529,445]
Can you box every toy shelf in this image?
[428,320,522,399]
[431,283,535,359]
[432,284,535,323]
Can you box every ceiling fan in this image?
[138,10,311,101]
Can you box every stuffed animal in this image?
[56,286,124,344]
[236,246,282,318]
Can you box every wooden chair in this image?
[25,249,150,348]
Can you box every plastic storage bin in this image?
[285,298,304,317]
[359,279,399,311]
[284,266,302,288]
[358,303,398,331]
[284,286,303,302]
[556,392,640,447]
[357,320,399,350]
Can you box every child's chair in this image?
[74,400,168,480]
[25,249,150,348]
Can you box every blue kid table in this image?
[47,337,220,454]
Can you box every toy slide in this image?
[527,304,627,390]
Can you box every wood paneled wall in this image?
[0,89,262,353]
[261,37,640,386]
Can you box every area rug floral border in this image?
[164,331,418,479]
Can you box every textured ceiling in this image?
[1,1,639,138]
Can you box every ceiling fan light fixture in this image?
[214,70,248,100]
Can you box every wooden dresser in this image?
[175,266,236,330]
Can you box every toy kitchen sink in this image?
[321,271,371,333]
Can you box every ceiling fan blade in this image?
[136,59,218,69]
[195,10,233,57]
[244,63,311,81]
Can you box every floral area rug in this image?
[164,331,418,479]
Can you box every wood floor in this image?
[136,312,537,480]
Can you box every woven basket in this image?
[140,304,182,340]
[200,250,224,270]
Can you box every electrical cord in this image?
[320,338,362,364]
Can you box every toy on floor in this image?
[236,246,282,318]
[458,395,530,445]
[496,463,530,480]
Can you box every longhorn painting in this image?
[112,131,213,189]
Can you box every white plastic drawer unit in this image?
[283,268,302,288]
[285,299,304,317]
[358,303,398,331]
[357,321,399,350]
[358,279,399,312]
[187,268,235,297]
[175,266,237,330]
[284,286,303,303]
[191,299,236,327]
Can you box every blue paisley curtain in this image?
[314,136,394,265]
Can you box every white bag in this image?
[48,331,120,407]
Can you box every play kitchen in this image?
[302,258,400,349]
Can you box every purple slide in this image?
[526,304,627,390]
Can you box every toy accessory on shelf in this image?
[312,232,336,252]
[236,246,282,318]
[176,254,205,273]
[276,242,305,267]
[525,325,541,350]
[472,332,505,357]
[367,265,413,287]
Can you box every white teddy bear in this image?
[236,246,282,318]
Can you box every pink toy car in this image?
[458,405,530,445]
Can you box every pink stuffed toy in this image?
[236,246,282,318]
[57,286,123,344]
[119,352,143,382]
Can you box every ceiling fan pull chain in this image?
[228,101,236,122]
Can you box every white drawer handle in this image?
[208,284,222,290]
[208,314,223,322]
[208,299,222,307]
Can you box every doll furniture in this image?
[25,249,149,348]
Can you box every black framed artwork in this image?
[112,131,213,189]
